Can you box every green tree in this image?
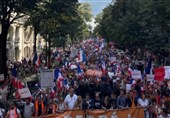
[0,0,39,78]
[94,0,170,59]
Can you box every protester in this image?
[64,88,78,110]
[75,96,83,109]
[46,100,57,114]
[23,98,34,118]
[94,93,102,109]
[82,93,94,110]
[138,93,149,118]
[34,96,45,117]
[117,89,127,109]
[57,97,65,112]
[2,38,170,117]
[110,92,117,109]
[102,96,112,110]
[6,102,21,118]
[0,103,5,118]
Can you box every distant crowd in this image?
[0,39,170,118]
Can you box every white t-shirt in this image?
[24,103,34,118]
[0,108,5,118]
[7,108,20,118]
[64,94,78,110]
[138,98,149,107]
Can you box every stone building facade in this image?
[6,17,44,61]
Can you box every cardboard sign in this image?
[108,72,115,78]
[0,74,4,82]
[40,69,54,88]
[18,88,31,98]
[126,84,132,91]
[70,48,78,58]
[146,74,155,82]
[110,57,117,63]
[131,71,142,79]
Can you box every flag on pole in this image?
[57,73,64,90]
[11,65,17,78]
[11,65,18,88]
[63,79,69,90]
[35,55,41,67]
[55,51,61,61]
[33,52,38,64]
[145,57,152,74]
[154,66,170,81]
[77,64,83,76]
[99,41,104,52]
[78,49,86,62]
[54,68,60,81]
[102,61,106,72]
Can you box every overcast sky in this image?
[79,0,112,16]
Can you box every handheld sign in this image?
[40,69,54,88]
[146,74,155,82]
[131,71,142,79]
[18,88,31,98]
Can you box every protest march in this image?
[0,38,170,118]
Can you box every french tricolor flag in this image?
[102,61,106,73]
[35,55,41,67]
[78,49,86,62]
[11,65,18,88]
[99,41,104,52]
[55,52,61,61]
[63,79,69,90]
[154,66,170,81]
[57,73,64,90]
[77,64,83,77]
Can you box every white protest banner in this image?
[131,71,142,79]
[18,88,31,98]
[146,74,155,82]
[0,74,4,82]
[70,48,78,58]
[126,84,132,91]
[40,69,54,88]
[110,57,117,63]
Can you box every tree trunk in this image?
[0,22,10,79]
[45,39,48,66]
[48,36,51,68]
[33,25,37,53]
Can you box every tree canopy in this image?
[0,0,93,77]
[94,0,170,57]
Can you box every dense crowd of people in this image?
[0,39,170,118]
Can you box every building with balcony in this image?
[6,17,45,61]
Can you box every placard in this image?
[146,74,155,82]
[131,71,142,79]
[70,48,78,58]
[40,69,54,88]
[110,57,117,63]
[126,84,132,91]
[18,88,31,98]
